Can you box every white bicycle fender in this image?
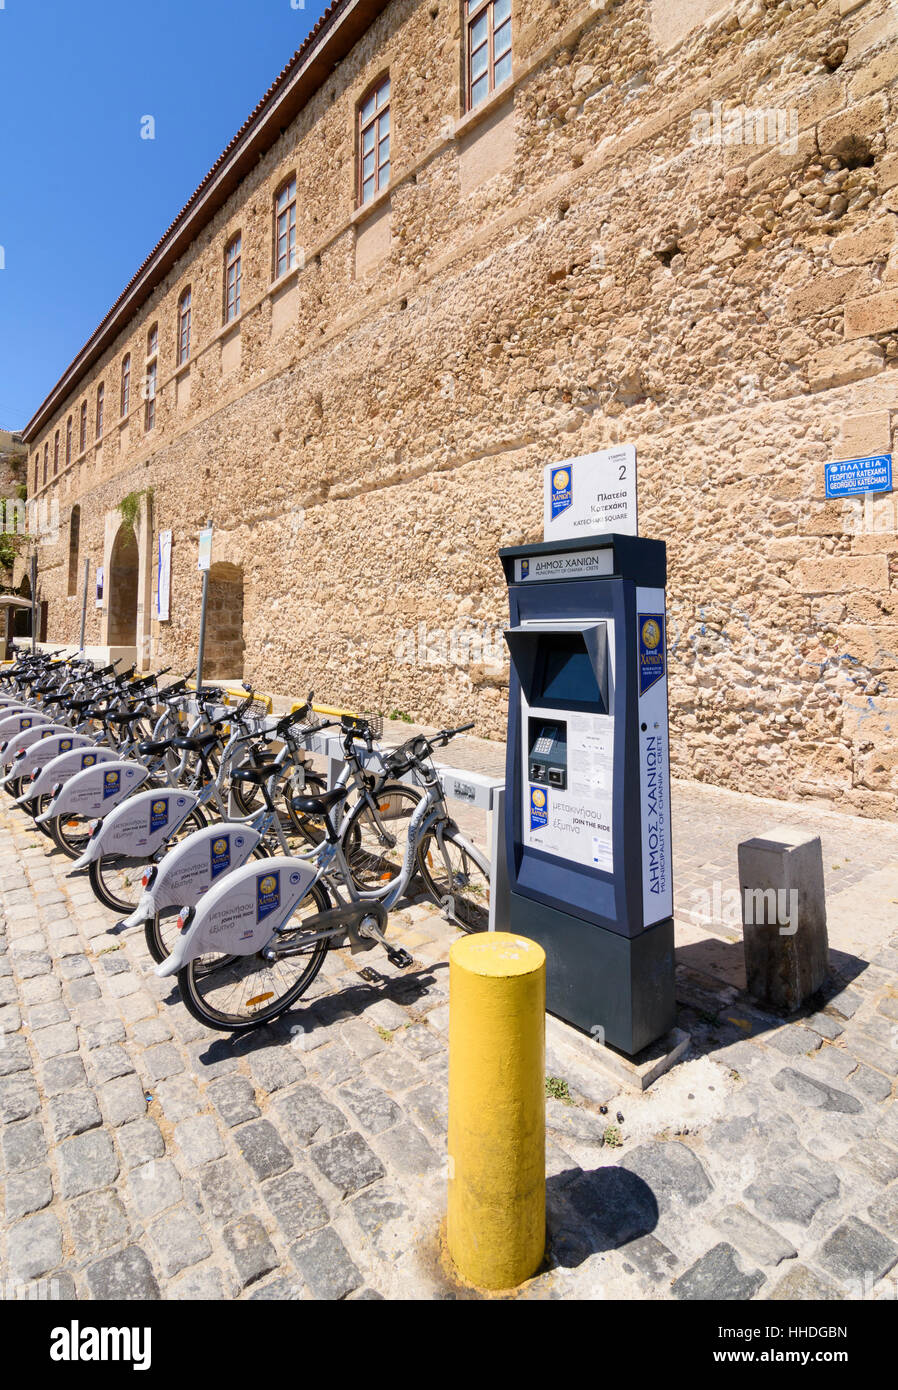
[0,713,55,758]
[11,734,94,796]
[157,856,317,978]
[45,760,149,826]
[31,746,119,807]
[120,823,263,928]
[83,788,200,864]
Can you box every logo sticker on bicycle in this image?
[19,718,32,730]
[530,786,548,831]
[257,872,281,922]
[551,465,573,519]
[150,798,169,833]
[59,740,72,753]
[82,753,96,768]
[103,770,121,799]
[41,727,54,738]
[211,836,231,879]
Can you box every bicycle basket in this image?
[343,712,383,741]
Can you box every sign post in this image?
[30,552,37,655]
[195,522,213,692]
[79,558,90,653]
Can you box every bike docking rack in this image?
[287,706,510,931]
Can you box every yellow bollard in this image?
[447,931,546,1290]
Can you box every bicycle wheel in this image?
[88,807,208,914]
[281,767,330,845]
[416,828,491,932]
[48,808,93,860]
[177,878,331,1032]
[341,782,422,891]
[144,841,272,965]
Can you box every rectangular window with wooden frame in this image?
[145,359,157,432]
[466,0,512,111]
[274,177,297,279]
[79,401,87,453]
[358,76,390,207]
[177,288,192,367]
[65,416,72,467]
[96,383,104,440]
[224,234,242,323]
[53,431,60,475]
[121,354,131,417]
[43,444,48,486]
[33,455,38,491]
[147,323,158,358]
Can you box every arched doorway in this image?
[205,562,245,680]
[108,522,139,647]
[14,574,32,640]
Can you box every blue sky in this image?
[0,0,331,431]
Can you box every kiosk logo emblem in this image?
[551,466,573,519]
[638,614,666,694]
[530,786,549,830]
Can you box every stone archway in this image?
[14,573,32,639]
[108,522,139,647]
[204,562,245,681]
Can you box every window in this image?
[43,444,48,485]
[147,322,158,358]
[67,506,80,597]
[65,416,72,467]
[79,401,87,453]
[274,177,297,278]
[96,383,104,440]
[33,455,38,491]
[121,354,131,417]
[466,0,512,110]
[359,77,390,206]
[225,235,242,323]
[177,288,191,366]
[53,431,60,475]
[145,360,157,432]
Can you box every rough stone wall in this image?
[24,0,898,818]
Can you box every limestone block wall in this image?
[22,0,898,818]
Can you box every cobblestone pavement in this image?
[1,744,898,1300]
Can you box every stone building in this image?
[19,0,898,818]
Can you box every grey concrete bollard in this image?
[737,824,829,1013]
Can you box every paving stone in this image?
[153,1076,204,1121]
[117,1117,165,1168]
[619,1141,714,1213]
[28,1001,71,1030]
[823,986,863,1020]
[246,1043,306,1094]
[67,977,101,1004]
[223,1214,279,1289]
[877,997,898,1022]
[855,1013,898,1048]
[845,1139,898,1185]
[868,1186,898,1238]
[0,1074,40,1122]
[31,1022,78,1060]
[171,1269,228,1300]
[141,1042,185,1083]
[309,1131,386,1197]
[0,1034,31,1076]
[364,1048,424,1092]
[40,1053,87,1095]
[58,953,92,980]
[209,1075,260,1126]
[58,1128,120,1198]
[371,1121,441,1179]
[84,1019,127,1049]
[290,1225,363,1300]
[342,1018,388,1059]
[99,1073,148,1127]
[90,1043,134,1083]
[2,1118,47,1170]
[0,1004,22,1033]
[199,1158,255,1223]
[349,1185,408,1254]
[620,1233,680,1284]
[149,1205,213,1277]
[174,1114,226,1166]
[816,1218,898,1286]
[768,1026,823,1057]
[672,1242,765,1301]
[7,1211,63,1283]
[188,1037,245,1079]
[308,1042,357,1087]
[767,1264,846,1300]
[67,1190,131,1258]
[86,1246,160,1300]
[847,1035,898,1077]
[49,1088,102,1141]
[339,1078,402,1134]
[806,1012,844,1041]
[711,1203,798,1266]
[771,1067,864,1113]
[567,1164,662,1248]
[5,1166,53,1220]
[15,953,51,979]
[20,975,60,1005]
[274,1085,348,1147]
[745,1158,841,1228]
[100,953,131,976]
[128,1158,182,1218]
[234,1119,293,1181]
[248,1275,303,1300]
[405,1082,448,1137]
[131,1017,173,1047]
[262,1169,330,1242]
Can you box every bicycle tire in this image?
[341,781,423,892]
[87,807,208,914]
[144,841,272,965]
[416,827,491,932]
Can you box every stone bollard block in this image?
[737,824,829,1013]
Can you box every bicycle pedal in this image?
[386,947,413,969]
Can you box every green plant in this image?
[376,1026,394,1043]
[15,483,27,502]
[389,709,414,723]
[603,1125,623,1148]
[545,1076,572,1104]
[0,535,16,570]
[118,487,153,528]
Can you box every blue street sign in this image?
[825,454,892,499]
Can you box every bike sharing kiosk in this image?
[500,446,674,1056]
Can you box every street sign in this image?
[825,453,892,500]
[197,527,213,571]
[543,445,638,541]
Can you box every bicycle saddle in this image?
[231,760,281,786]
[171,732,221,752]
[290,785,345,815]
[138,737,179,756]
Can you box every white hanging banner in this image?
[157,530,172,621]
[198,527,213,572]
[95,567,105,608]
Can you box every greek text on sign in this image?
[825,454,892,499]
[514,549,614,583]
[543,445,638,541]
